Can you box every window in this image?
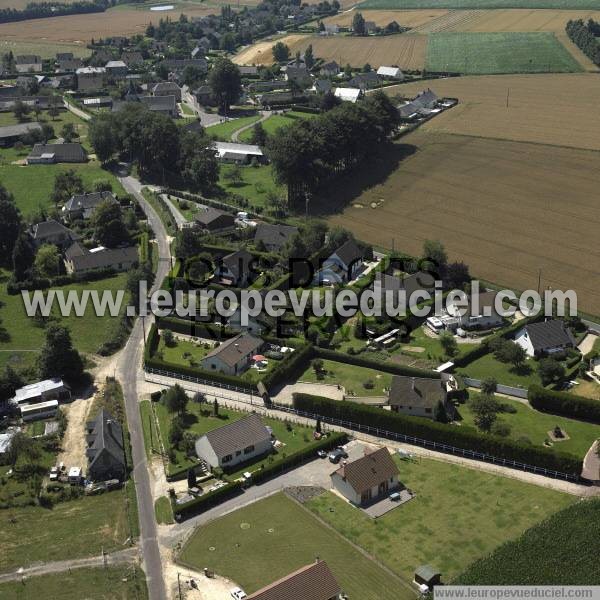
[244,445,255,455]
[236,450,242,456]
[425,408,432,414]
[222,454,232,464]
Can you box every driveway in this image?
[578,332,598,355]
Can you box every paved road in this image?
[119,174,171,600]
[0,548,138,584]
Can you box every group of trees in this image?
[268,91,400,207]
[0,0,107,25]
[351,12,402,36]
[469,382,512,438]
[566,20,600,66]
[89,103,218,191]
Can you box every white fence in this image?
[463,377,528,400]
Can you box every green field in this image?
[458,352,541,388]
[157,336,212,366]
[178,492,408,600]
[455,499,600,584]
[218,163,284,209]
[238,111,317,143]
[307,455,574,583]
[0,40,91,59]
[458,393,600,457]
[426,32,583,74]
[206,114,261,141]
[360,0,600,8]
[0,566,148,600]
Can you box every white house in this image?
[201,332,263,375]
[195,413,272,470]
[12,379,71,407]
[377,66,404,80]
[331,447,400,506]
[444,291,504,331]
[215,249,254,287]
[514,319,576,358]
[334,87,362,103]
[214,141,264,164]
[314,239,364,285]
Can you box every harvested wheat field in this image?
[322,8,449,28]
[384,73,600,149]
[327,131,600,314]
[234,34,308,65]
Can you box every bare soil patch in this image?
[234,34,307,65]
[327,131,600,315]
[57,397,94,471]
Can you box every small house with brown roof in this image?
[194,206,235,234]
[246,560,342,600]
[387,375,449,420]
[331,447,399,506]
[194,413,272,469]
[201,332,263,375]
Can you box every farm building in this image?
[334,87,362,103]
[246,560,342,600]
[387,375,450,419]
[195,413,272,470]
[377,66,404,80]
[414,565,442,589]
[214,141,265,164]
[86,409,126,482]
[11,379,70,421]
[514,319,576,357]
[27,142,87,164]
[16,55,42,73]
[64,243,139,275]
[201,332,263,376]
[0,122,42,147]
[331,447,400,506]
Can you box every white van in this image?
[426,317,444,333]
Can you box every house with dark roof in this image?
[215,249,255,287]
[162,58,207,73]
[514,319,576,358]
[121,51,144,67]
[16,55,42,73]
[254,222,298,252]
[239,65,259,76]
[312,79,332,94]
[194,412,272,469]
[152,81,182,102]
[64,243,138,275]
[444,291,504,330]
[76,66,106,91]
[349,71,380,90]
[387,375,449,419]
[314,239,364,285]
[57,58,83,73]
[63,191,117,221]
[27,142,87,164]
[0,122,42,147]
[320,61,340,77]
[331,447,400,506]
[29,219,80,249]
[246,560,342,600]
[140,94,177,116]
[194,206,236,233]
[374,271,436,308]
[86,409,126,481]
[105,60,128,78]
[201,332,263,376]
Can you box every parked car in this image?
[317,449,327,459]
[328,448,348,464]
[231,587,247,599]
[49,467,58,481]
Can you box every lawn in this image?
[0,488,134,571]
[0,566,148,600]
[299,358,392,396]
[457,352,541,388]
[155,496,174,525]
[206,114,262,141]
[218,163,284,209]
[426,32,583,74]
[458,392,600,458]
[140,400,161,458]
[0,269,129,370]
[156,336,213,367]
[178,492,408,600]
[0,158,126,216]
[307,455,575,583]
[151,402,317,476]
[237,111,317,143]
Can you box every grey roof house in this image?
[63,190,117,221]
[0,122,42,147]
[254,222,298,252]
[64,243,138,275]
[387,375,449,419]
[215,249,255,287]
[194,206,236,233]
[86,409,126,481]
[152,81,182,102]
[16,55,42,73]
[29,219,80,249]
[201,332,263,376]
[314,238,364,285]
[514,319,577,358]
[349,71,380,90]
[27,142,87,164]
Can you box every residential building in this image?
[29,219,80,249]
[162,58,208,73]
[320,61,340,77]
[321,24,340,36]
[16,55,42,73]
[56,52,74,62]
[331,447,400,506]
[444,291,504,330]
[194,206,236,233]
[215,249,255,287]
[414,88,438,109]
[194,413,272,469]
[514,319,576,358]
[64,243,138,275]
[312,79,332,94]
[152,81,182,102]
[57,58,83,72]
[314,239,364,284]
[0,122,42,147]
[246,560,342,600]
[377,66,404,80]
[11,379,71,407]
[76,66,106,91]
[140,94,178,116]
[214,141,265,164]
[349,71,380,90]
[201,332,263,375]
[86,409,126,481]
[334,87,362,103]
[374,271,436,310]
[387,375,449,419]
[27,142,87,164]
[195,84,214,105]
[239,65,259,76]
[63,190,117,221]
[227,307,266,336]
[105,60,128,78]
[121,51,144,67]
[254,222,298,252]
[284,65,312,86]
[190,46,204,59]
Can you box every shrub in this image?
[528,385,600,424]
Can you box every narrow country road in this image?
[231,111,270,142]
[118,174,171,600]
[63,98,91,122]
[0,548,138,584]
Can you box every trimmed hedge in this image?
[292,393,583,475]
[528,385,600,424]
[173,480,244,519]
[262,342,314,393]
[156,316,238,340]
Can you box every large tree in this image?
[272,41,290,63]
[163,383,188,416]
[34,244,61,278]
[52,169,84,206]
[352,12,366,35]
[208,58,242,113]
[178,131,219,193]
[12,232,35,281]
[0,185,22,265]
[38,324,85,383]
[93,200,131,248]
[89,113,118,163]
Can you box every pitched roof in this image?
[333,447,399,494]
[65,244,138,272]
[152,81,180,94]
[0,121,42,139]
[214,141,263,158]
[86,409,126,473]
[28,142,87,162]
[221,249,254,281]
[331,238,362,267]
[377,66,403,78]
[64,190,116,213]
[246,561,341,600]
[254,222,298,249]
[375,271,436,297]
[203,332,262,368]
[447,291,501,319]
[413,88,438,107]
[16,55,41,64]
[334,87,361,102]
[194,206,234,226]
[521,319,576,352]
[12,378,68,404]
[202,413,270,459]
[140,94,176,111]
[387,375,445,410]
[30,219,79,241]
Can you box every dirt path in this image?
[57,397,94,471]
[578,332,598,355]
[231,111,270,142]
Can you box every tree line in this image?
[566,19,600,66]
[267,91,400,208]
[0,0,107,24]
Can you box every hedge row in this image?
[173,480,244,519]
[262,342,314,392]
[292,394,583,475]
[156,316,238,341]
[162,188,239,215]
[6,267,121,295]
[528,385,600,425]
[252,431,347,484]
